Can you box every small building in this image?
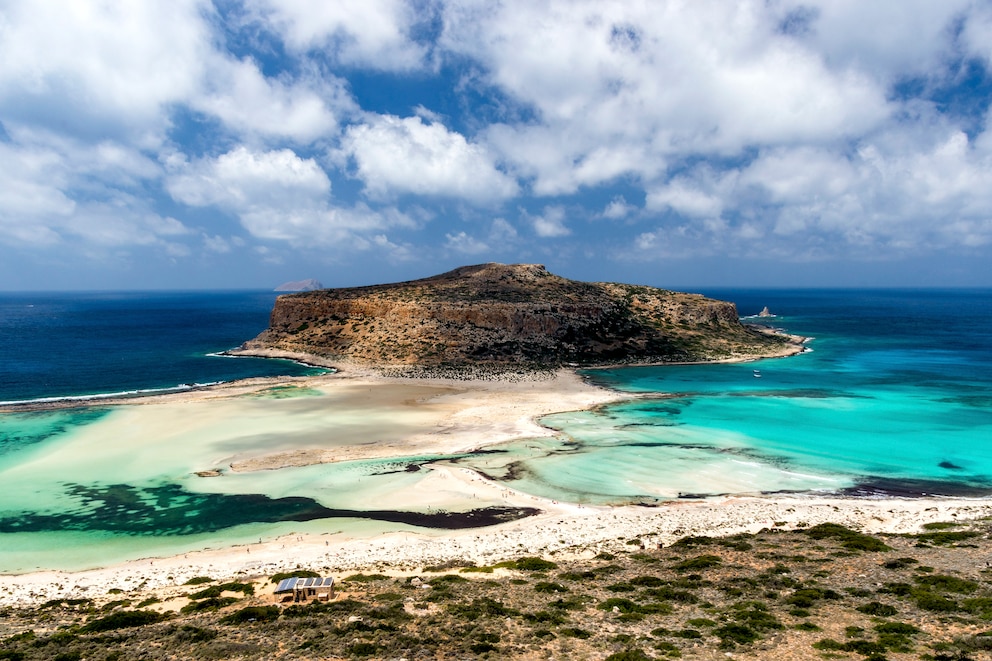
[274,576,335,603]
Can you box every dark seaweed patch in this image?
[0,483,539,535]
[838,477,992,499]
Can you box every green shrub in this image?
[523,610,566,625]
[81,609,166,632]
[598,598,641,614]
[645,587,699,603]
[921,521,962,530]
[962,597,992,616]
[173,625,218,643]
[857,601,898,616]
[688,618,716,627]
[915,530,980,545]
[672,536,714,548]
[882,557,919,569]
[675,554,722,572]
[785,588,838,608]
[853,641,890,655]
[282,599,364,617]
[534,581,568,593]
[347,642,378,656]
[915,591,958,612]
[343,573,389,582]
[813,638,888,655]
[653,640,681,655]
[180,597,238,614]
[188,581,254,600]
[429,574,469,585]
[447,597,518,619]
[875,622,919,635]
[560,627,591,639]
[915,574,979,594]
[220,605,279,625]
[805,523,891,552]
[879,582,913,596]
[469,642,498,653]
[604,650,653,661]
[732,604,783,632]
[714,623,759,647]
[514,557,558,571]
[53,652,81,661]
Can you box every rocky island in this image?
[236,263,803,375]
[273,278,323,292]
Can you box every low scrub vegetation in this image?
[4,522,992,659]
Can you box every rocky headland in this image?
[236,263,803,375]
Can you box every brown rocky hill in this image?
[238,263,802,372]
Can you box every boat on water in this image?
[753,369,762,378]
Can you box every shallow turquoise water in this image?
[1,289,989,571]
[458,289,992,502]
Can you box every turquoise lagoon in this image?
[0,289,990,572]
[458,289,992,502]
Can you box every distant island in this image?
[237,263,804,374]
[274,279,323,292]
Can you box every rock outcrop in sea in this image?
[274,279,323,292]
[243,263,802,373]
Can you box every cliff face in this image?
[241,263,800,370]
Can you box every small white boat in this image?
[753,369,762,378]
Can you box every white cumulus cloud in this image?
[246,0,429,71]
[167,145,414,249]
[341,114,519,203]
[528,206,570,238]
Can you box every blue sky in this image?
[2,1,992,290]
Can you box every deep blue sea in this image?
[0,288,990,571]
[0,291,322,403]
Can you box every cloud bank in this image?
[0,0,990,286]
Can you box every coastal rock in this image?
[274,279,323,292]
[243,263,802,373]
[758,306,773,317]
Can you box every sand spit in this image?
[2,352,987,608]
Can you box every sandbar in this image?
[1,356,990,608]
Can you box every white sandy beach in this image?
[1,362,990,608]
[3,483,991,608]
